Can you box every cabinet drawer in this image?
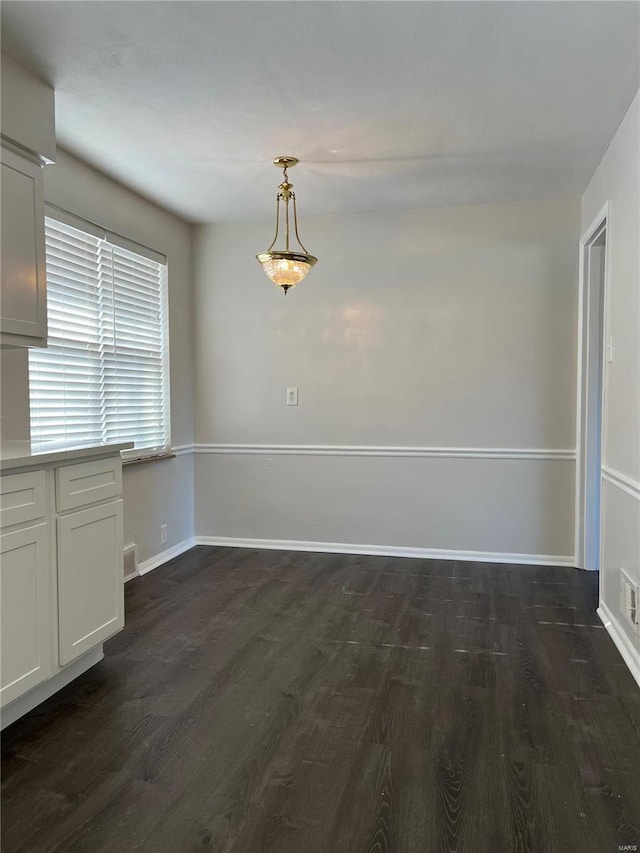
[55,457,122,512]
[1,470,47,528]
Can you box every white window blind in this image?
[29,215,170,461]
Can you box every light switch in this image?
[286,387,299,406]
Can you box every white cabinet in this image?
[0,146,47,348]
[0,452,125,721]
[0,469,47,527]
[0,523,53,706]
[57,500,124,665]
[56,457,123,513]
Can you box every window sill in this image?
[122,451,176,467]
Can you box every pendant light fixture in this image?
[256,156,317,294]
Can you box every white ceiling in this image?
[2,1,639,224]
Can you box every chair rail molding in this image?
[187,443,576,460]
[601,465,640,501]
[172,444,196,457]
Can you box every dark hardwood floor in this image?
[2,546,640,852]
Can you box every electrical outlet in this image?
[286,387,299,406]
[160,524,168,545]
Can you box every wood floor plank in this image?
[2,547,639,852]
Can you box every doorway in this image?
[575,204,608,570]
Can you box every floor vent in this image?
[124,544,138,583]
[620,569,638,632]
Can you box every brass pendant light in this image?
[256,156,317,294]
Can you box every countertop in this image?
[0,440,134,471]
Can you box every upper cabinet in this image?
[0,56,55,349]
[1,147,47,347]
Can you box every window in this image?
[29,211,170,461]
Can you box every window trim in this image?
[32,206,172,462]
[44,204,167,265]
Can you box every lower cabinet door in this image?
[57,500,124,665]
[1,523,53,707]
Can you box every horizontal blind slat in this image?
[30,218,170,453]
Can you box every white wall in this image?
[0,349,30,440]
[0,54,55,162]
[40,150,196,564]
[193,197,580,561]
[582,90,640,676]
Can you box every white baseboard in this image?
[194,536,575,567]
[598,601,640,689]
[137,537,197,576]
[1,646,104,730]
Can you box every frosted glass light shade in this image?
[262,258,310,287]
[256,250,318,291]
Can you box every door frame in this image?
[575,202,609,570]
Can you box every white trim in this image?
[190,443,575,461]
[0,646,104,730]
[575,202,610,569]
[574,235,586,564]
[122,451,175,467]
[44,203,166,264]
[173,444,195,457]
[105,230,166,266]
[124,444,193,461]
[0,135,50,166]
[582,203,610,257]
[44,203,103,238]
[598,600,640,689]
[137,537,197,576]
[602,466,640,501]
[195,536,575,567]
